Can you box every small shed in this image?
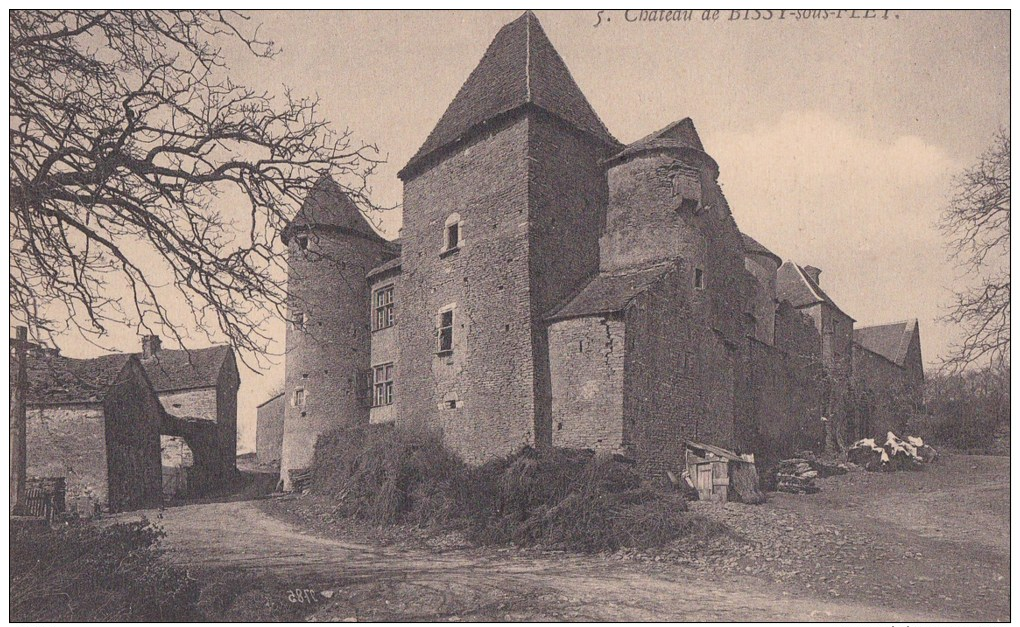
[684,441,764,504]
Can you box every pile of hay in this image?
[308,425,708,553]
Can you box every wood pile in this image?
[847,432,937,472]
[288,467,314,492]
[773,458,821,494]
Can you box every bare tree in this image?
[10,10,386,359]
[939,129,1010,371]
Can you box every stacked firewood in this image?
[288,467,314,492]
[773,458,821,494]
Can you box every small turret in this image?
[278,176,396,490]
[599,118,719,272]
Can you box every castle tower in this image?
[394,11,620,461]
[278,176,396,489]
[601,118,749,343]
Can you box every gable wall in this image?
[104,361,163,512]
[26,405,108,516]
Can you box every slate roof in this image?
[20,352,134,405]
[853,320,918,367]
[546,263,676,322]
[776,261,854,321]
[400,11,619,178]
[741,233,783,266]
[256,391,285,409]
[136,345,231,393]
[612,117,708,161]
[367,256,402,280]
[282,176,386,244]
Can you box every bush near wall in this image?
[10,519,201,621]
[308,423,713,553]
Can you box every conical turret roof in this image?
[400,11,618,178]
[282,176,383,244]
[613,117,710,162]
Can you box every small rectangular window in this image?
[446,223,459,250]
[373,285,394,330]
[694,268,705,290]
[437,309,454,354]
[293,388,305,407]
[373,363,394,407]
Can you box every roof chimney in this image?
[803,265,822,285]
[141,334,162,359]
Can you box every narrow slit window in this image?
[293,387,306,407]
[694,268,705,290]
[446,223,459,250]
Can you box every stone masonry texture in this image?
[278,12,922,483]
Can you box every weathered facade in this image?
[21,351,163,514]
[851,320,925,437]
[255,391,285,467]
[136,336,240,496]
[277,11,923,482]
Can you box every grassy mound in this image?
[10,519,200,621]
[308,424,707,553]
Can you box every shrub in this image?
[307,424,712,553]
[10,519,200,621]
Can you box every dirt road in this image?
[135,498,945,621]
[114,453,1006,621]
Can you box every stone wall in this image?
[397,115,537,463]
[622,264,704,478]
[527,114,614,447]
[744,253,779,345]
[159,388,217,422]
[26,405,108,516]
[738,301,826,463]
[215,359,239,480]
[256,394,285,465]
[548,315,626,451]
[852,346,918,438]
[103,361,163,512]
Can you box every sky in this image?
[36,10,1010,453]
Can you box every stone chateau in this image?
[271,12,923,487]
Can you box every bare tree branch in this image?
[10,10,390,365]
[938,129,1010,372]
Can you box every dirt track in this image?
[114,453,1007,621]
[142,499,944,621]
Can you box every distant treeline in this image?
[918,365,1010,453]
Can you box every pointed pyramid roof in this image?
[777,261,854,321]
[282,176,384,244]
[400,11,618,178]
[613,117,711,162]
